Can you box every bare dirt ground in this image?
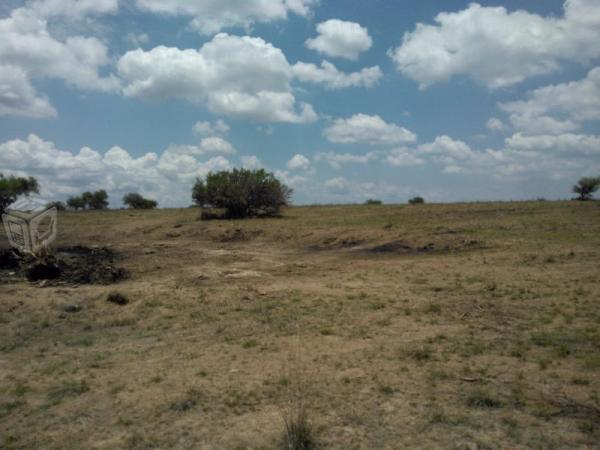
[1,201,600,449]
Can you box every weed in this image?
[47,380,90,405]
[404,345,433,361]
[465,389,503,409]
[426,303,441,314]
[281,402,315,450]
[378,385,394,395]
[242,339,259,349]
[170,388,202,412]
[0,400,25,419]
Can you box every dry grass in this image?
[1,201,600,448]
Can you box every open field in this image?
[1,201,600,449]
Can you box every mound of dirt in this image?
[0,246,127,285]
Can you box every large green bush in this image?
[0,173,39,214]
[192,168,292,219]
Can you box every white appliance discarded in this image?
[2,197,58,255]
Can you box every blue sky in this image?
[1,0,599,206]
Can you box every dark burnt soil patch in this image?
[308,237,364,251]
[216,228,263,243]
[367,238,486,255]
[370,240,434,254]
[0,246,127,285]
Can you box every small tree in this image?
[364,199,382,205]
[572,176,600,201]
[123,193,158,209]
[408,196,425,205]
[88,190,109,210]
[192,168,291,219]
[0,173,39,214]
[67,190,109,210]
[46,201,66,211]
[67,196,86,210]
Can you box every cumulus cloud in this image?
[486,117,507,133]
[388,1,600,89]
[240,155,263,169]
[315,151,378,169]
[500,67,600,134]
[292,60,382,89]
[29,0,118,19]
[306,19,372,60]
[413,132,600,180]
[386,148,424,167]
[193,119,230,136]
[0,134,234,207]
[324,114,416,145]
[118,33,317,123]
[166,137,236,156]
[0,6,119,117]
[0,65,57,118]
[505,133,600,156]
[134,0,317,35]
[287,154,311,171]
[324,176,349,194]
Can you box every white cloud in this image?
[500,67,600,134]
[418,135,476,160]
[315,151,378,169]
[118,33,317,123]
[306,19,372,60]
[386,148,424,167]
[324,114,416,145]
[412,132,600,180]
[166,137,236,156]
[29,0,118,19]
[193,119,230,136]
[287,154,311,170]
[0,8,119,91]
[486,117,507,132]
[0,65,57,118]
[0,6,119,116]
[125,32,149,48]
[0,134,234,207]
[389,1,600,89]
[240,155,263,169]
[292,60,382,89]
[274,170,308,190]
[134,0,317,35]
[324,176,349,194]
[505,133,600,156]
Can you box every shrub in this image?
[67,190,109,210]
[0,173,39,214]
[408,196,425,205]
[364,199,382,205]
[572,176,600,201]
[192,168,292,219]
[122,193,158,210]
